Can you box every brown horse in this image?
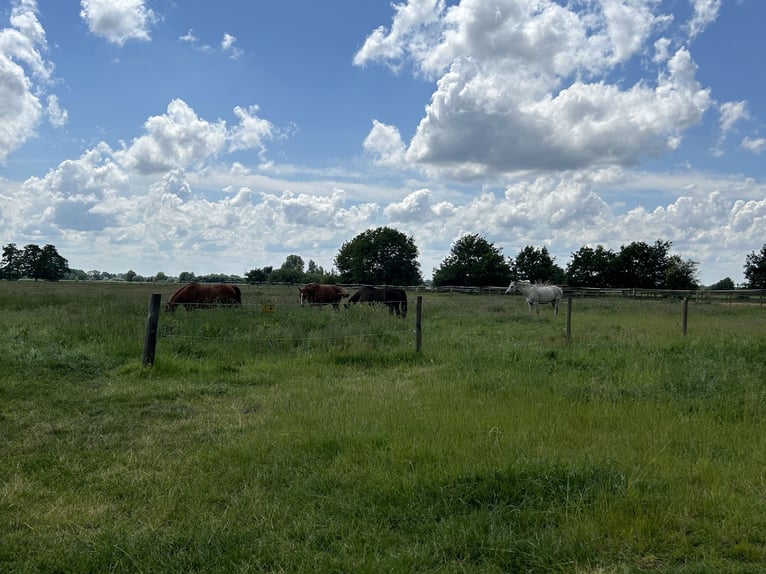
[347,285,407,317]
[166,283,242,312]
[298,283,348,311]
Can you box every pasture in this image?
[1,281,765,573]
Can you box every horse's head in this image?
[299,283,320,306]
[505,281,517,295]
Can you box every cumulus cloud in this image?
[687,0,722,39]
[115,99,228,174]
[741,137,766,154]
[229,105,274,156]
[80,0,157,45]
[356,0,715,178]
[363,120,406,168]
[0,0,60,162]
[384,188,435,222]
[221,33,243,59]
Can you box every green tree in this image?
[708,277,735,290]
[245,266,272,284]
[432,234,511,287]
[335,227,422,285]
[124,270,137,282]
[565,245,617,287]
[178,271,196,283]
[20,244,69,281]
[1,243,23,280]
[612,240,670,289]
[509,246,565,283]
[270,255,305,283]
[744,245,766,288]
[664,255,699,290]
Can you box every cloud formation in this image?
[356,0,713,178]
[79,0,157,45]
[0,1,763,286]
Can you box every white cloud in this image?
[114,99,228,174]
[687,0,722,39]
[221,33,242,59]
[46,94,68,128]
[358,0,713,178]
[719,101,749,134]
[741,137,766,154]
[229,105,274,156]
[0,0,58,162]
[384,188,435,222]
[80,0,157,46]
[363,120,406,168]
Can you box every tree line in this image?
[3,231,766,289]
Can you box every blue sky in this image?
[1,0,765,285]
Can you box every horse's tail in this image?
[232,285,242,305]
[400,298,407,318]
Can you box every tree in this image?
[612,240,670,289]
[708,277,735,290]
[335,227,423,285]
[178,271,196,283]
[509,246,565,283]
[432,234,511,287]
[270,255,305,283]
[245,266,272,284]
[566,245,616,287]
[664,255,699,290]
[744,245,766,288]
[19,243,69,281]
[1,243,23,280]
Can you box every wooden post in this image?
[566,297,573,342]
[415,296,422,353]
[682,297,688,337]
[142,293,162,367]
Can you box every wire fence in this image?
[143,293,423,366]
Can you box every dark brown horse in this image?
[347,285,407,317]
[166,283,242,312]
[298,283,348,311]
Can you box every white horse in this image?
[505,281,563,316]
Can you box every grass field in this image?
[1,281,765,573]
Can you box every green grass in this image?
[1,282,766,572]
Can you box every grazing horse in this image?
[505,281,563,316]
[298,283,348,311]
[166,283,242,312]
[347,285,408,318]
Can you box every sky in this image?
[1,0,765,285]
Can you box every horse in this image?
[347,285,408,318]
[298,283,348,311]
[505,281,563,316]
[165,283,242,312]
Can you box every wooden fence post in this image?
[415,296,422,353]
[143,293,162,367]
[682,297,688,337]
[566,297,572,342]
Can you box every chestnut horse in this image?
[347,285,407,317]
[166,283,242,312]
[298,283,348,311]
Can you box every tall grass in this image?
[1,282,765,572]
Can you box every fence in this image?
[143,284,765,367]
[143,294,423,367]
